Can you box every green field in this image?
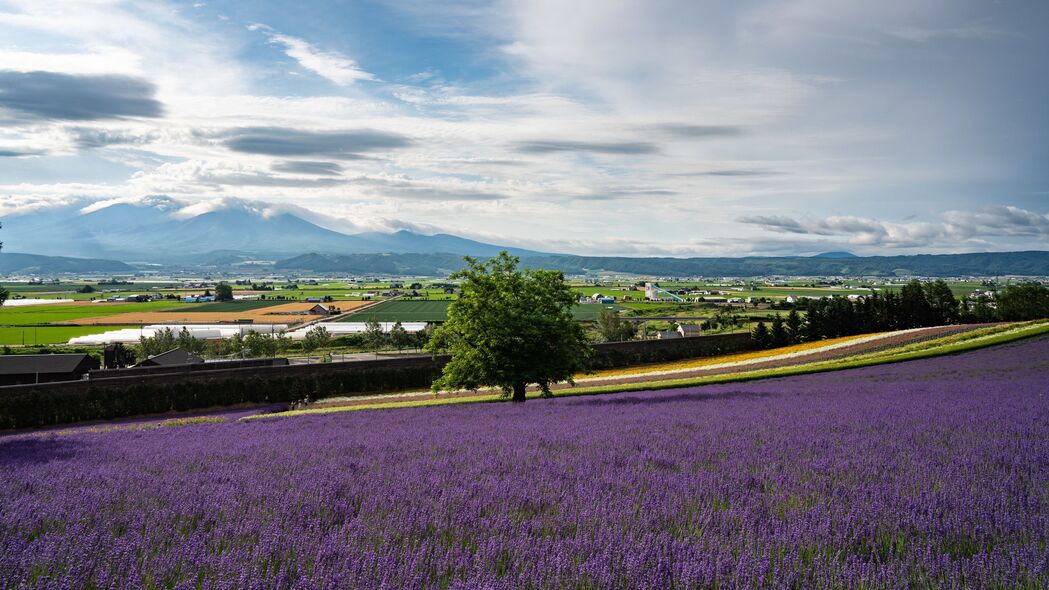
[0,301,181,325]
[160,300,291,313]
[0,325,126,346]
[570,304,627,321]
[571,286,645,299]
[339,300,452,322]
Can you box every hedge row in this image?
[589,333,754,369]
[0,364,444,430]
[1,334,755,430]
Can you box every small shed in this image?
[0,354,100,386]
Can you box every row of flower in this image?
[1,338,1047,588]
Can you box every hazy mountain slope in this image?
[0,252,134,274]
[1,200,542,261]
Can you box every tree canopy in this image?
[215,282,234,301]
[596,307,636,342]
[426,252,591,402]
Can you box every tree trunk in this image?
[511,382,527,403]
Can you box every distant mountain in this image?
[813,251,857,259]
[277,253,470,275]
[0,252,134,274]
[1,199,544,262]
[276,250,1049,277]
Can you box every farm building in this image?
[677,324,702,337]
[656,330,682,340]
[0,354,100,386]
[135,348,205,368]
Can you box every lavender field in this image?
[2,338,1048,589]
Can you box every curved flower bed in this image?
[575,324,987,386]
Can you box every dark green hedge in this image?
[589,334,753,370]
[0,364,443,430]
[1,334,755,430]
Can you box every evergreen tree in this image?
[751,321,772,349]
[924,280,960,325]
[770,314,788,348]
[899,280,933,328]
[785,309,803,344]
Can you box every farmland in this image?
[339,299,453,322]
[0,299,374,346]
[2,337,1046,588]
[0,325,127,346]
[159,299,293,312]
[60,301,369,326]
[0,301,180,324]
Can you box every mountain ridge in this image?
[0,252,134,274]
[1,200,544,262]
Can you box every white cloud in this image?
[739,206,1049,251]
[249,23,374,86]
[0,0,1043,257]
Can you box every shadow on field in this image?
[563,389,775,407]
[0,437,84,467]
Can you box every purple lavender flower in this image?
[1,338,1047,588]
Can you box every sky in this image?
[0,0,1047,257]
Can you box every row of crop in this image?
[564,321,1049,399]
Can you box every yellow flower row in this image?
[588,332,884,378]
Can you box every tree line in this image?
[751,280,1049,348]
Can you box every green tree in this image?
[302,325,331,363]
[245,331,278,357]
[785,309,803,344]
[215,282,234,301]
[138,327,178,358]
[596,307,636,342]
[899,280,933,328]
[924,280,960,325]
[227,332,247,358]
[770,314,788,348]
[176,327,207,356]
[390,321,410,351]
[0,284,7,307]
[426,252,591,402]
[751,321,772,349]
[997,283,1049,321]
[274,330,292,356]
[364,319,386,351]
